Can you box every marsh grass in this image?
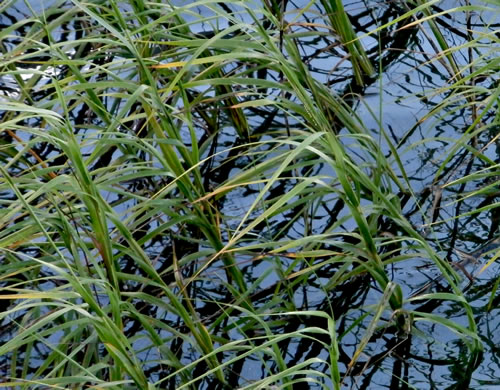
[0,0,499,389]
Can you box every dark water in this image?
[1,0,499,389]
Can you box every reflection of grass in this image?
[0,0,498,388]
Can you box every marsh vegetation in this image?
[0,0,499,388]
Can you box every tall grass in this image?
[0,0,499,388]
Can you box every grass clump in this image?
[0,0,499,388]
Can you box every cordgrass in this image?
[0,0,499,388]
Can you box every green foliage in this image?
[0,0,499,388]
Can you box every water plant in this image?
[0,0,499,389]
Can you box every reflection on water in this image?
[0,0,499,389]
